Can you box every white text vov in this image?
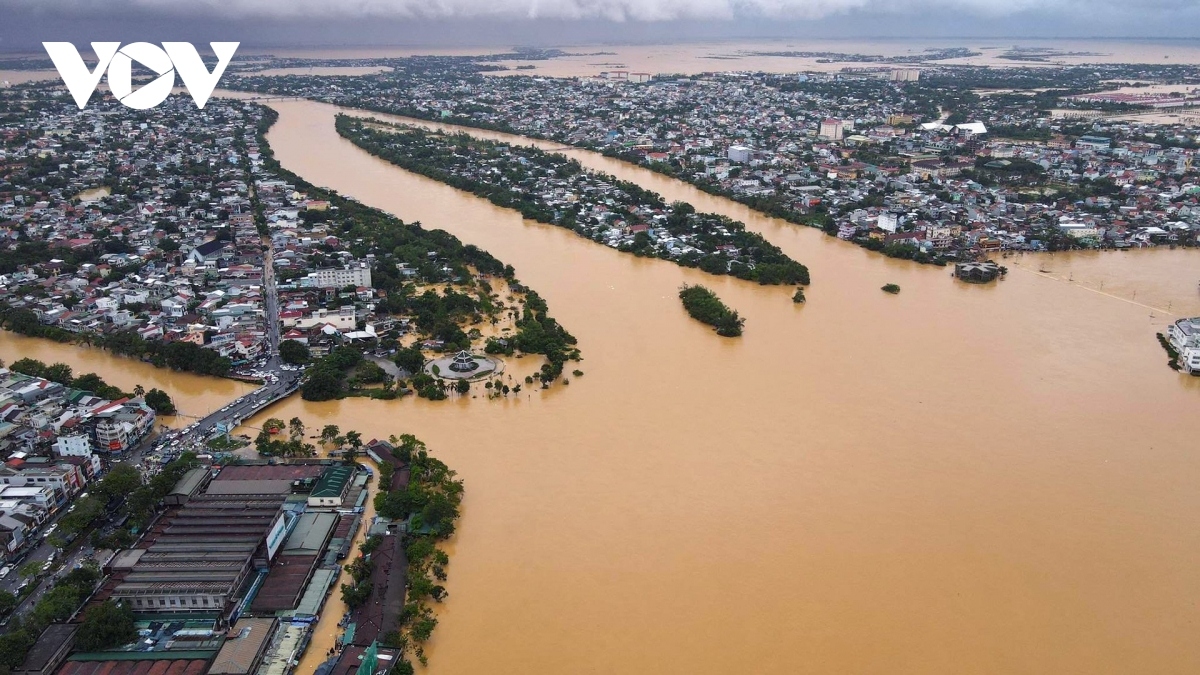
[42,42,239,110]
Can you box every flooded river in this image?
[5,95,1200,673]
[258,100,1200,674]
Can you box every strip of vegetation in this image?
[58,454,200,552]
[335,116,810,286]
[336,434,462,672]
[0,305,232,377]
[0,563,103,670]
[678,284,744,337]
[6,358,175,414]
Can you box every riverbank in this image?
[0,331,255,424]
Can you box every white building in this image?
[1057,221,1100,239]
[310,264,372,289]
[1168,317,1200,373]
[54,434,92,458]
[890,69,920,82]
[727,145,753,164]
[877,213,903,233]
[819,119,844,141]
[0,485,59,513]
[292,307,356,332]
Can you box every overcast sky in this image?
[1,0,1198,51]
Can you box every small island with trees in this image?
[678,284,745,337]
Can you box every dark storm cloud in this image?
[0,0,1196,50]
[2,0,1196,21]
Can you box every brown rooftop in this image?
[214,464,326,482]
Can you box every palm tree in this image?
[133,384,145,397]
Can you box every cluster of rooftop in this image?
[0,84,562,387]
[0,366,156,560]
[3,458,376,675]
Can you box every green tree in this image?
[96,464,143,502]
[9,358,47,379]
[43,362,73,385]
[31,584,82,625]
[0,622,35,669]
[75,600,136,651]
[279,339,310,365]
[301,365,344,401]
[288,417,305,442]
[345,555,373,583]
[0,590,16,617]
[143,388,176,414]
[320,424,340,447]
[394,346,425,375]
[341,581,372,609]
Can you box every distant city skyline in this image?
[0,0,1198,51]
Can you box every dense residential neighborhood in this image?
[236,58,1200,267]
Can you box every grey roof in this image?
[295,568,338,616]
[283,512,337,555]
[113,493,285,601]
[170,468,210,497]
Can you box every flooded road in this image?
[248,99,1200,674]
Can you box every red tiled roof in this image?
[57,660,210,675]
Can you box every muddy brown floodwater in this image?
[255,99,1200,674]
[4,93,1199,674]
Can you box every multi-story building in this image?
[819,119,844,141]
[0,485,59,514]
[53,434,92,458]
[91,399,156,453]
[0,465,78,507]
[310,264,371,289]
[1168,317,1200,373]
[727,145,753,164]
